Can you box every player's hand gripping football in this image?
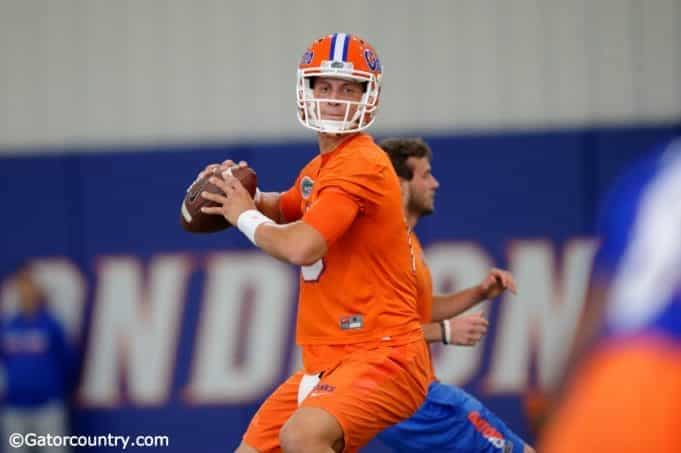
[449,312,489,346]
[192,159,247,185]
[478,268,517,301]
[199,160,256,226]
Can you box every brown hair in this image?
[379,137,432,180]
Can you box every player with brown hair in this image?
[377,137,535,453]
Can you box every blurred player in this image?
[199,34,430,452]
[1,262,77,453]
[377,137,535,453]
[539,138,681,452]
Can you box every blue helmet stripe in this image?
[329,33,338,60]
[342,34,350,61]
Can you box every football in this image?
[180,165,258,233]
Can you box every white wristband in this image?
[236,209,273,245]
[442,319,452,345]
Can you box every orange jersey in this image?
[540,339,681,453]
[411,232,437,381]
[411,233,433,325]
[280,134,423,370]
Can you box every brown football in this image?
[180,165,258,233]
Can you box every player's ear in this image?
[399,178,411,191]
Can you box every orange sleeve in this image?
[302,188,359,245]
[279,184,303,222]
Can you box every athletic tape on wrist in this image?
[441,319,452,345]
[237,209,273,245]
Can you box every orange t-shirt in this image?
[539,339,681,453]
[411,233,433,325]
[280,134,423,371]
[411,232,437,381]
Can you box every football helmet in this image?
[297,33,383,134]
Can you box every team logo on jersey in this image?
[363,49,381,72]
[301,176,314,199]
[301,50,314,65]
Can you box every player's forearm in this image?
[255,191,286,223]
[430,286,486,322]
[254,221,327,266]
[422,322,445,344]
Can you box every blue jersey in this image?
[0,306,77,408]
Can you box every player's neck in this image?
[405,210,420,229]
[318,132,360,154]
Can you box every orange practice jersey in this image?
[540,339,681,453]
[411,232,437,381]
[280,134,423,369]
[411,233,433,325]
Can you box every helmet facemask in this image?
[296,65,381,134]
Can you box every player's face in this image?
[406,157,439,217]
[312,77,365,122]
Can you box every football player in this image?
[376,137,535,453]
[200,34,431,452]
[540,138,681,452]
